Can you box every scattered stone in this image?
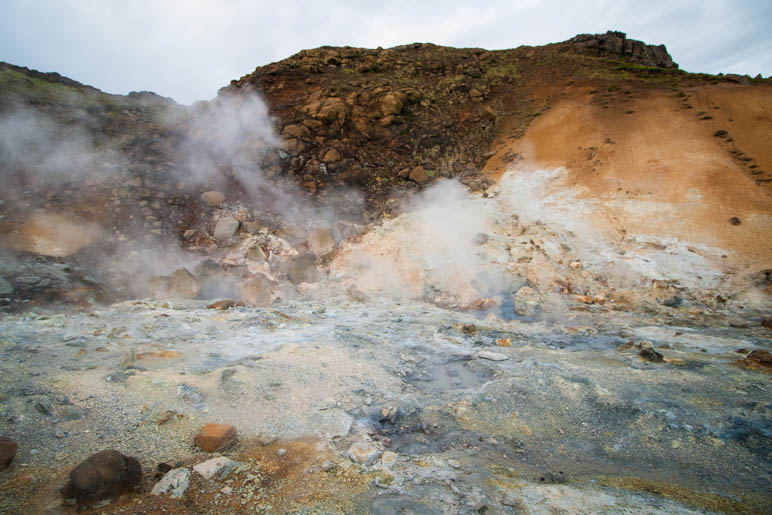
[193,456,242,480]
[201,191,225,207]
[0,275,12,295]
[473,233,489,245]
[259,435,277,446]
[157,410,180,425]
[242,221,261,234]
[287,253,321,284]
[321,460,336,472]
[734,349,772,372]
[461,324,477,334]
[183,229,197,240]
[447,458,462,469]
[477,351,509,361]
[308,228,336,258]
[246,245,266,263]
[240,274,273,307]
[513,286,540,316]
[639,347,664,363]
[213,217,240,241]
[761,318,772,330]
[147,275,171,299]
[136,350,182,360]
[496,338,512,347]
[177,384,205,408]
[729,217,741,226]
[195,424,237,452]
[61,450,142,504]
[207,299,239,310]
[61,405,85,421]
[658,294,682,308]
[35,397,55,416]
[322,149,341,163]
[151,468,190,498]
[346,286,369,303]
[168,268,201,299]
[347,440,381,466]
[380,93,405,117]
[408,166,429,184]
[276,448,287,456]
[0,436,18,469]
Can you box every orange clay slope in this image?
[483,81,772,276]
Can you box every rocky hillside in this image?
[0,30,770,312]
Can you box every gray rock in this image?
[477,351,509,361]
[347,440,381,466]
[35,397,55,416]
[151,468,190,498]
[246,245,266,263]
[513,286,540,317]
[147,275,171,299]
[321,460,336,472]
[240,274,273,307]
[168,268,200,299]
[308,228,336,259]
[287,253,321,285]
[214,217,240,241]
[242,222,261,234]
[201,191,225,207]
[14,276,42,287]
[0,275,12,295]
[193,456,241,480]
[61,405,85,421]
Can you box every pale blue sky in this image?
[1,1,770,104]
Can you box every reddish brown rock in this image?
[195,424,237,452]
[0,436,17,469]
[408,166,429,184]
[62,450,142,504]
[735,349,772,372]
[207,299,239,310]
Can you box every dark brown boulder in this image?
[62,450,142,504]
[0,436,17,469]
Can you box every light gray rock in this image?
[151,468,190,498]
[214,217,240,241]
[193,457,242,480]
[477,351,509,361]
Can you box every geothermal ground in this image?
[0,32,771,514]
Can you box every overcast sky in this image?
[1,1,770,104]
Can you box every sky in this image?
[1,1,770,105]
